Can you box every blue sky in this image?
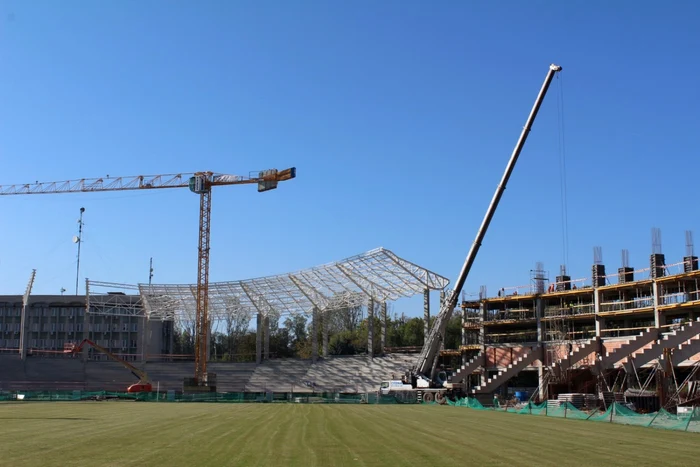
[0,1,698,316]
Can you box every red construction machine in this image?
[65,339,153,393]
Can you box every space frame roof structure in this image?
[130,247,449,321]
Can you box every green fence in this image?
[445,397,700,433]
[0,390,416,405]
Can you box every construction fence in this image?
[443,397,700,433]
[0,390,416,405]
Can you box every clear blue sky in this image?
[1,1,698,316]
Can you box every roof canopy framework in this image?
[92,248,449,322]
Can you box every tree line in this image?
[173,306,464,362]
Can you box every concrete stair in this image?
[450,351,484,383]
[551,337,600,376]
[663,335,700,366]
[304,354,415,393]
[599,328,659,369]
[246,359,312,392]
[0,354,416,394]
[622,319,700,372]
[471,345,541,395]
[208,362,256,392]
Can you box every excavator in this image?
[65,339,153,393]
[398,64,563,403]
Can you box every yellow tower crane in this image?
[0,168,297,386]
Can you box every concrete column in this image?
[263,315,270,361]
[322,310,329,358]
[83,303,91,362]
[479,302,487,348]
[423,289,430,344]
[255,313,262,364]
[652,282,665,328]
[536,297,545,366]
[140,315,148,362]
[19,303,28,360]
[538,364,547,402]
[536,298,544,344]
[312,307,319,363]
[461,305,467,366]
[368,298,374,358]
[593,287,607,339]
[380,302,387,355]
[168,321,174,361]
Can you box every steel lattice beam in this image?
[133,248,448,321]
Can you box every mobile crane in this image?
[65,339,153,393]
[387,64,562,403]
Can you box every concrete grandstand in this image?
[1,248,446,394]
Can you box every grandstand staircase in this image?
[622,319,700,372]
[450,351,484,383]
[598,328,659,369]
[470,345,541,395]
[550,337,600,377]
[662,334,700,367]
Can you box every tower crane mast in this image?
[0,168,297,386]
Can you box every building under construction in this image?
[450,229,700,410]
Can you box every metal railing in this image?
[599,297,654,313]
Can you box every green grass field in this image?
[1,402,698,467]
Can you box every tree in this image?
[284,315,308,346]
[401,318,424,347]
[328,330,359,355]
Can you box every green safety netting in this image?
[445,397,700,433]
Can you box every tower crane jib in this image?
[0,167,297,386]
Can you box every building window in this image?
[76,324,83,332]
[132,323,138,332]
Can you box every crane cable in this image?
[556,73,570,271]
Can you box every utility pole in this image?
[74,207,85,296]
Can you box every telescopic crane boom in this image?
[1,168,297,386]
[413,64,562,385]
